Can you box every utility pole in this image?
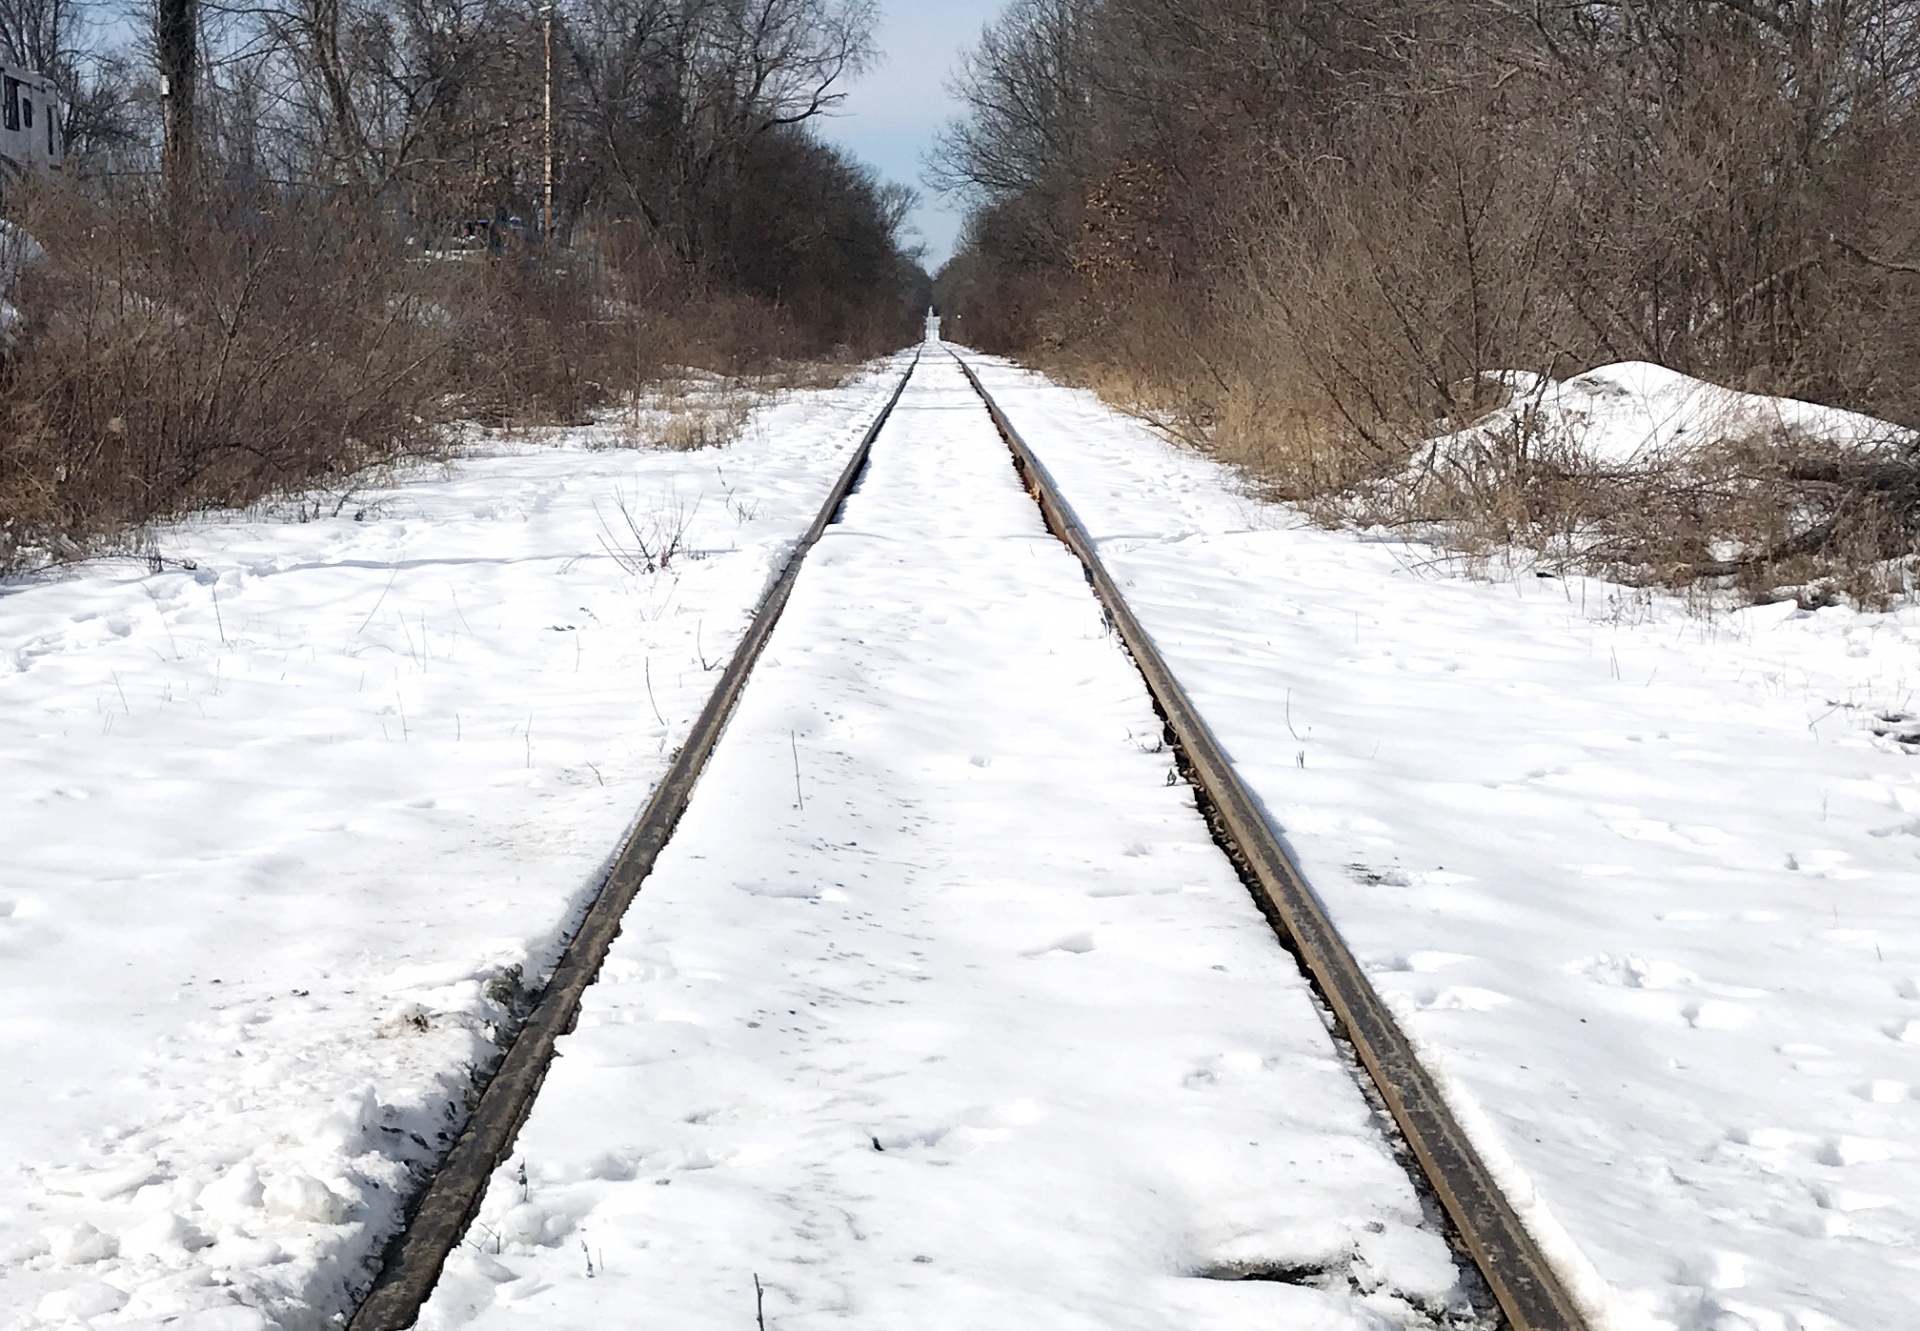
[542,0,554,243]
[156,0,197,193]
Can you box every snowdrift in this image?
[1419,361,1913,472]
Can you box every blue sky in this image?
[814,0,1009,272]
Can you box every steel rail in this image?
[948,348,1593,1331]
[345,349,921,1331]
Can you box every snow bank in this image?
[1420,361,1912,470]
[0,359,908,1329]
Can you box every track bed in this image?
[408,357,1489,1330]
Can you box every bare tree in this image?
[156,0,195,184]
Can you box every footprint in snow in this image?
[1607,818,1731,848]
[1681,1000,1753,1030]
[1418,987,1510,1012]
[1813,1183,1897,1213]
[1786,848,1869,879]
[1347,864,1412,888]
[1405,950,1472,973]
[1025,932,1096,957]
[1573,954,1696,990]
[1183,1051,1271,1088]
[1672,1249,1750,1293]
[1815,1136,1897,1167]
[1371,950,1473,974]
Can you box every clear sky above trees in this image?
[817,0,1007,269]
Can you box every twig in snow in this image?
[645,658,665,726]
[449,586,476,637]
[356,562,401,636]
[754,1273,767,1331]
[142,585,182,660]
[791,732,805,811]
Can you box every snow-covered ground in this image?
[416,355,1480,1331]
[968,352,1920,1331]
[0,359,909,1329]
[16,334,1920,1331]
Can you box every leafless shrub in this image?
[1326,411,1920,608]
[591,375,758,452]
[0,185,454,568]
[595,487,699,574]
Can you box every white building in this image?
[0,64,61,177]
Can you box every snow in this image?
[414,355,1482,1331]
[967,352,1920,1331]
[1423,361,1912,469]
[0,359,909,1328]
[15,332,1920,1331]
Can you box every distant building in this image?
[0,64,62,178]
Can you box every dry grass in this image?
[1317,408,1920,609]
[590,375,759,453]
[1003,237,1920,610]
[0,185,884,572]
[0,189,455,569]
[1042,322,1920,610]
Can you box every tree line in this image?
[933,0,1920,459]
[0,0,929,566]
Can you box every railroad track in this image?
[346,345,1591,1331]
[344,348,921,1331]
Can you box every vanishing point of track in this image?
[346,346,1592,1331]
